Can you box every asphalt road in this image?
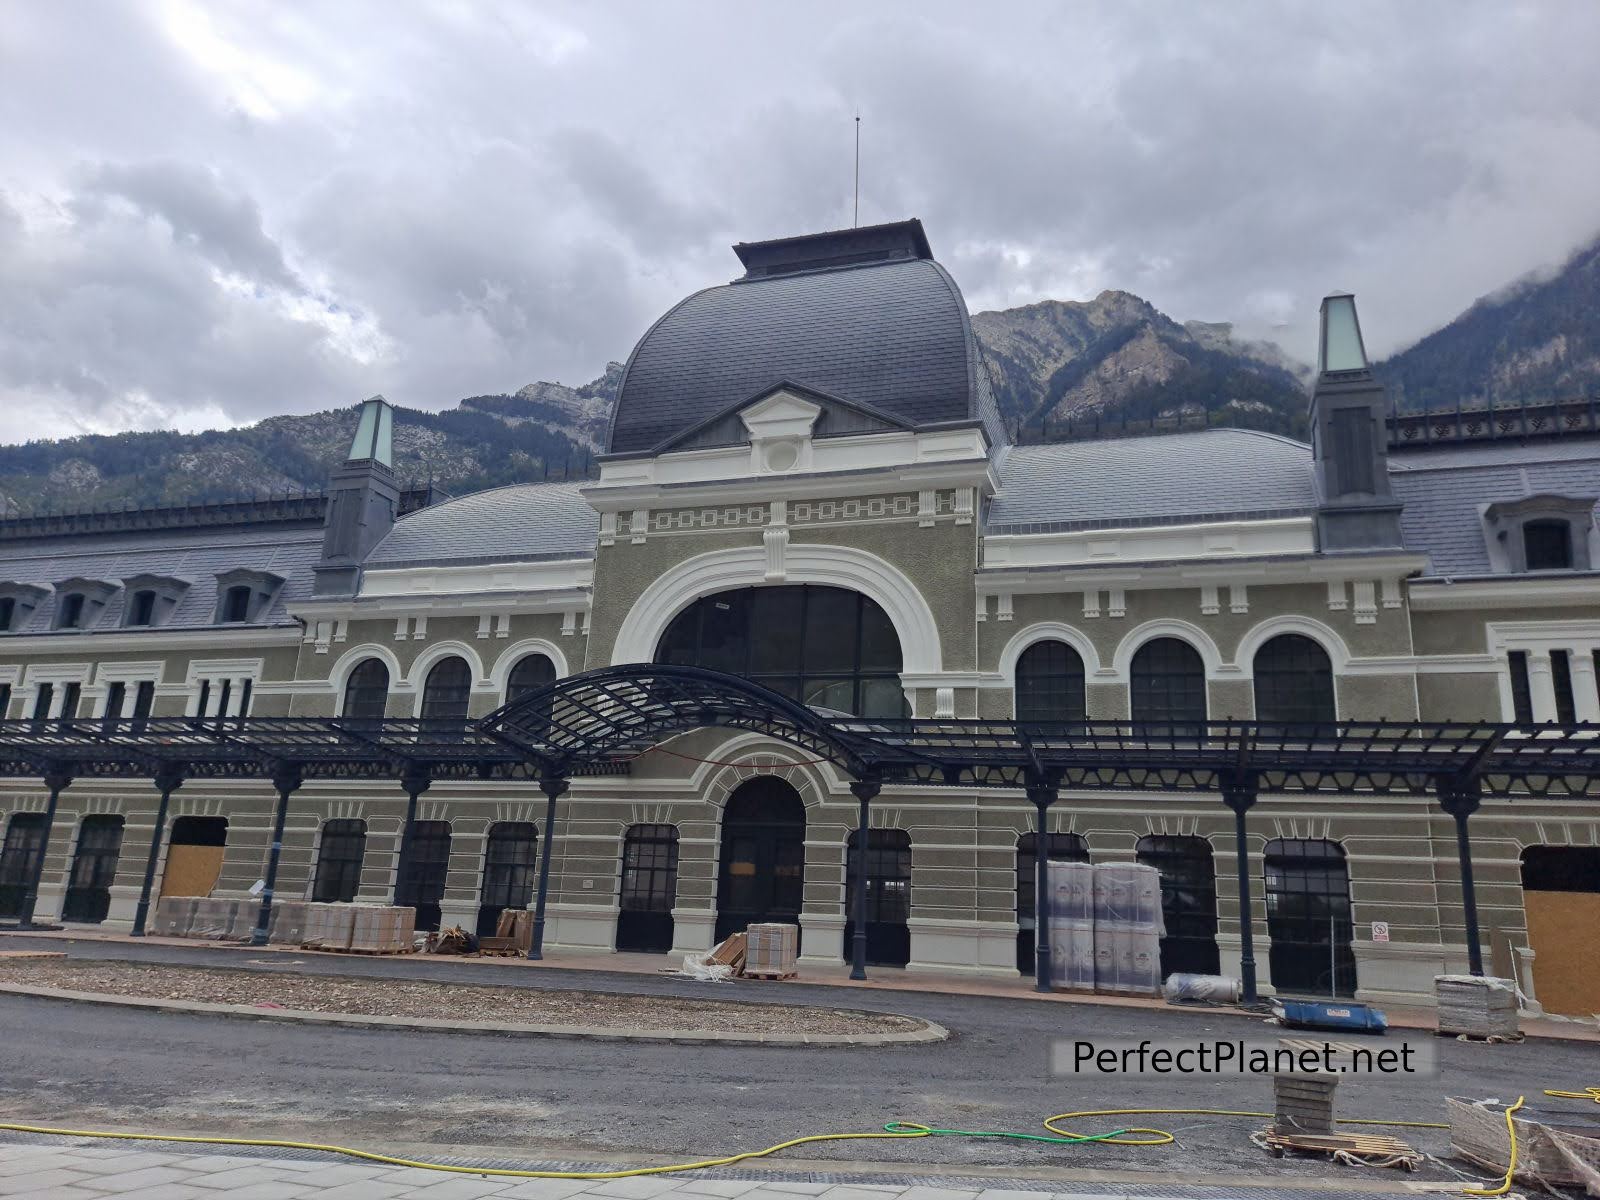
[0,934,1587,1189]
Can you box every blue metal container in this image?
[1274,999,1389,1033]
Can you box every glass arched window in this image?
[342,658,390,723]
[1253,634,1336,725]
[1136,835,1220,977]
[506,653,556,705]
[1264,838,1355,997]
[420,656,472,722]
[313,819,367,904]
[1015,640,1087,723]
[656,584,907,717]
[617,824,680,953]
[1129,637,1206,728]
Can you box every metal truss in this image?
[0,666,1597,799]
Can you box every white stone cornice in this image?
[976,551,1428,596]
[1407,576,1600,611]
[0,626,300,654]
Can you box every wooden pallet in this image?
[307,944,414,955]
[1438,1029,1525,1044]
[1262,1128,1421,1170]
[741,968,797,980]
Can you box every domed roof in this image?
[606,220,1003,455]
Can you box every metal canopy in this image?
[0,664,1596,797]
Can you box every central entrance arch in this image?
[715,777,807,944]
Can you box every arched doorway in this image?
[1264,838,1355,997]
[845,828,913,967]
[1136,835,1220,978]
[715,778,806,944]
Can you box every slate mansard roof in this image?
[988,429,1320,532]
[1390,439,1600,578]
[364,481,599,569]
[606,220,1005,455]
[0,524,321,633]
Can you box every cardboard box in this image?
[745,922,799,975]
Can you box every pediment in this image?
[655,381,913,455]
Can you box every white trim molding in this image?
[1408,575,1600,611]
[323,644,407,704]
[609,543,944,674]
[487,638,570,699]
[996,622,1107,680]
[983,516,1315,570]
[405,640,488,715]
[1232,615,1353,674]
[1486,619,1600,722]
[1110,619,1230,682]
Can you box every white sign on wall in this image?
[1371,920,1390,944]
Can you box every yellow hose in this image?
[1460,1095,1524,1198]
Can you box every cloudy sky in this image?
[3,2,1599,443]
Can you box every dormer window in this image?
[1483,494,1596,575]
[212,569,285,625]
[0,583,48,633]
[1524,520,1573,571]
[58,593,86,629]
[119,574,189,629]
[127,590,156,627]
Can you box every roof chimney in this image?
[314,396,400,595]
[1309,294,1403,552]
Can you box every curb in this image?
[0,981,949,1047]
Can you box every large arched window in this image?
[656,584,907,717]
[420,655,472,722]
[1136,835,1220,978]
[313,819,367,904]
[342,658,390,723]
[1253,634,1336,725]
[1129,637,1207,727]
[1264,838,1355,997]
[505,653,556,705]
[1015,640,1086,723]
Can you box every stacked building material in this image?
[1046,861,1165,995]
[1274,1072,1339,1134]
[1092,862,1164,995]
[152,896,198,937]
[301,902,357,951]
[1435,975,1520,1039]
[744,923,799,978]
[188,897,235,939]
[348,904,415,953]
[265,900,307,946]
[1047,861,1096,991]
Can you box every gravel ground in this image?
[0,958,930,1036]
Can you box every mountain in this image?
[972,292,1312,440]
[1378,234,1600,411]
[13,235,1600,515]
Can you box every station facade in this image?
[2,220,1598,1012]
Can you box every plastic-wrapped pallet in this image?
[266,900,307,946]
[1435,975,1520,1038]
[301,902,356,951]
[1092,862,1165,996]
[744,922,799,977]
[349,904,414,953]
[1049,917,1096,990]
[1049,860,1095,922]
[152,896,197,938]
[189,897,234,939]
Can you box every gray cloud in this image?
[1,0,1598,439]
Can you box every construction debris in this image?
[1449,1096,1600,1194]
[1257,1128,1421,1171]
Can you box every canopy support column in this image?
[1437,780,1485,977]
[1222,779,1260,1005]
[17,766,73,929]
[250,765,304,947]
[530,773,568,961]
[1026,775,1059,993]
[131,763,185,937]
[393,764,431,911]
[848,776,881,981]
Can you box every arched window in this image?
[0,813,49,919]
[505,653,556,705]
[617,824,680,953]
[1253,634,1336,726]
[1136,835,1219,977]
[1129,637,1206,727]
[656,584,907,718]
[845,828,912,967]
[313,819,367,904]
[1264,838,1355,997]
[477,822,537,938]
[1015,831,1089,973]
[341,658,390,723]
[1015,640,1086,723]
[63,815,125,923]
[420,656,472,722]
[396,821,451,933]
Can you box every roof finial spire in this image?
[853,112,861,228]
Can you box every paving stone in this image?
[670,1182,766,1199]
[183,1164,303,1190]
[88,1165,204,1193]
[495,1179,609,1200]
[583,1179,684,1200]
[747,1186,831,1196]
[894,1188,980,1200]
[393,1176,517,1198]
[316,1179,428,1200]
[0,1168,93,1195]
[106,1185,214,1200]
[195,1183,317,1200]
